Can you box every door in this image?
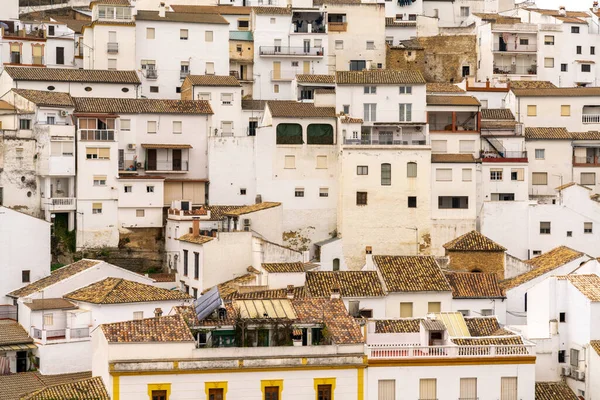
[499,36,507,51]
[56,47,64,65]
[151,390,167,400]
[209,388,224,400]
[304,39,310,53]
[146,149,157,170]
[265,386,279,400]
[172,149,182,171]
[303,61,310,74]
[248,121,257,136]
[240,65,246,80]
[273,61,281,80]
[16,351,27,372]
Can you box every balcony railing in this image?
[180,71,190,80]
[344,134,428,146]
[145,161,189,172]
[0,305,17,320]
[51,197,75,206]
[366,344,534,359]
[481,150,528,160]
[493,65,536,75]
[583,114,600,124]
[259,46,324,56]
[70,327,90,339]
[328,22,347,32]
[573,155,600,166]
[107,42,119,53]
[119,159,138,171]
[145,69,158,79]
[46,329,66,339]
[493,44,537,52]
[80,129,115,141]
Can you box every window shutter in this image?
[206,62,215,75]
[98,148,110,159]
[51,142,62,156]
[511,168,524,181]
[561,105,570,116]
[93,175,107,181]
[581,172,596,185]
[221,93,233,103]
[431,140,447,153]
[400,302,413,317]
[316,155,327,169]
[173,121,182,133]
[121,119,131,130]
[532,172,548,185]
[419,379,436,400]
[284,155,295,169]
[462,168,472,181]
[407,162,417,178]
[147,121,157,133]
[378,380,395,400]
[436,168,452,181]
[428,302,441,313]
[92,202,102,210]
[222,122,233,133]
[460,378,477,399]
[500,377,517,400]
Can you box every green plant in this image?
[51,263,65,271]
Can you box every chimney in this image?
[255,194,262,204]
[331,284,341,300]
[154,307,163,317]
[594,1,599,12]
[158,2,166,17]
[365,246,374,270]
[286,285,295,299]
[558,6,566,16]
[192,217,200,237]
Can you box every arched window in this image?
[407,162,417,178]
[381,163,391,186]
[332,258,340,271]
[276,123,303,144]
[307,124,334,144]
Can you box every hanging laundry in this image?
[398,0,414,6]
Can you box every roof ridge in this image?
[101,277,124,302]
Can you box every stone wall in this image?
[446,250,505,279]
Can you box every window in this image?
[124,185,132,193]
[316,155,327,169]
[408,196,417,208]
[356,191,367,205]
[238,19,249,29]
[519,38,529,46]
[460,6,470,16]
[481,309,493,316]
[407,162,417,178]
[93,175,107,186]
[436,168,452,181]
[206,62,215,75]
[273,84,279,93]
[151,390,167,400]
[319,188,329,197]
[581,173,596,185]
[198,93,210,101]
[500,378,518,400]
[400,302,413,317]
[183,249,188,276]
[592,46,596,55]
[284,155,296,169]
[357,166,368,175]
[490,168,503,181]
[350,60,366,71]
[561,64,567,72]
[381,163,391,186]
[291,61,299,67]
[544,35,554,45]
[364,86,377,94]
[559,312,566,323]
[92,202,102,214]
[332,258,340,271]
[462,168,472,182]
[335,40,343,50]
[534,149,545,159]
[399,103,412,121]
[544,58,554,68]
[460,378,477,400]
[236,44,243,52]
[108,58,117,70]
[136,209,145,217]
[560,105,571,116]
[47,116,56,125]
[459,140,475,153]
[585,222,593,233]
[342,105,350,114]
[399,86,412,94]
[121,119,131,131]
[567,231,573,237]
[180,61,189,77]
[133,311,143,320]
[428,302,441,313]
[527,105,537,116]
[576,46,582,54]
[363,104,377,122]
[270,17,276,24]
[438,196,468,209]
[22,270,30,283]
[491,193,515,201]
[146,27,155,39]
[582,64,592,72]
[307,124,334,144]
[532,172,548,185]
[147,121,157,134]
[572,26,580,33]
[295,187,305,197]
[180,29,188,40]
[19,119,31,130]
[532,250,542,256]
[150,86,159,93]
[366,41,375,50]
[194,252,199,279]
[205,31,213,42]
[317,384,332,400]
[264,386,279,400]
[419,378,437,400]
[172,121,182,135]
[558,350,566,363]
[240,188,247,195]
[540,221,551,234]
[86,147,110,159]
[386,36,393,45]
[511,168,524,181]
[147,185,154,193]
[570,348,579,367]
[378,380,395,400]
[43,313,53,326]
[431,140,447,153]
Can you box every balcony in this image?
[328,22,347,32]
[180,70,190,80]
[573,155,600,167]
[481,150,528,162]
[145,69,158,80]
[32,327,90,344]
[428,112,479,132]
[259,46,324,57]
[493,64,537,75]
[80,129,115,141]
[145,160,189,172]
[107,42,119,53]
[45,197,76,211]
[366,343,535,359]
[119,158,138,172]
[344,133,428,146]
[583,114,600,124]
[493,43,537,52]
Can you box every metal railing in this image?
[51,198,75,206]
[583,114,600,124]
[481,150,528,159]
[70,327,90,339]
[145,161,189,171]
[493,44,537,52]
[107,42,119,53]
[259,46,324,56]
[493,64,536,75]
[366,344,534,359]
[145,69,158,79]
[119,159,137,171]
[328,22,347,32]
[80,129,115,141]
[180,71,190,80]
[573,156,599,165]
[343,135,428,146]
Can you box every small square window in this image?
[572,26,580,33]
[544,58,554,68]
[136,209,145,217]
[180,29,188,40]
[240,188,247,195]
[592,46,596,55]
[533,250,542,256]
[147,185,154,193]
[408,196,417,208]
[356,191,367,205]
[357,166,368,175]
[92,202,102,214]
[22,270,30,283]
[270,18,276,24]
[176,87,181,93]
[124,185,133,193]
[291,61,299,67]
[150,86,159,93]
[335,40,343,50]
[559,350,566,363]
[343,105,350,114]
[319,188,329,197]
[366,41,375,50]
[576,46,582,54]
[295,187,304,197]
[559,312,566,323]
[584,222,593,233]
[527,105,537,116]
[567,231,572,237]
[540,221,551,234]
[146,27,155,39]
[535,149,545,159]
[561,64,568,72]
[582,64,592,73]
[133,311,143,320]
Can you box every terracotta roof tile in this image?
[136,10,229,24]
[385,17,417,27]
[12,89,74,107]
[481,108,515,120]
[572,131,600,140]
[173,305,200,327]
[559,274,600,301]
[205,205,245,220]
[90,0,130,5]
[315,88,335,94]
[0,100,16,111]
[509,80,557,89]
[0,372,92,400]
[525,127,571,139]
[336,70,425,85]
[464,316,507,336]
[444,230,506,251]
[374,319,422,333]
[314,0,362,4]
[481,120,517,129]
[262,262,305,273]
[292,298,364,344]
[374,256,451,292]
[535,382,578,400]
[513,87,600,97]
[64,277,191,304]
[297,74,335,84]
[500,246,585,290]
[177,233,214,245]
[241,99,267,111]
[73,97,213,114]
[23,298,77,311]
[3,67,140,84]
[185,75,241,87]
[426,95,481,106]
[20,376,109,400]
[305,271,385,297]
[426,83,465,93]
[556,182,592,191]
[451,336,527,353]
[224,201,281,216]
[267,101,336,118]
[252,6,292,15]
[148,273,176,282]
[0,321,33,346]
[171,5,251,14]
[472,12,521,23]
[591,340,600,356]
[445,272,504,298]
[228,286,306,300]
[101,315,195,343]
[526,8,589,18]
[431,154,477,163]
[8,259,101,298]
[555,16,587,24]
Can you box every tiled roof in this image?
[431,154,477,163]
[560,274,600,301]
[336,70,426,85]
[252,6,292,15]
[535,382,578,400]
[395,38,423,50]
[3,67,140,84]
[8,259,101,298]
[481,120,517,129]
[171,5,251,14]
[472,12,521,23]
[23,298,77,311]
[224,201,281,216]
[445,272,504,298]
[211,270,259,298]
[148,273,176,282]
[525,127,571,139]
[374,319,422,333]
[262,262,305,273]
[500,246,585,290]
[572,131,600,140]
[205,205,245,220]
[591,340,600,356]
[0,100,16,111]
[315,88,335,94]
[228,286,306,300]
[426,95,481,106]
[313,0,362,4]
[135,10,229,24]
[297,74,335,84]
[101,315,195,343]
[305,271,385,297]
[426,83,465,93]
[526,8,589,18]
[241,99,267,111]
[374,255,451,292]
[21,377,109,400]
[481,108,514,120]
[555,16,587,24]
[12,89,74,107]
[340,116,363,123]
[385,17,417,27]
[452,336,525,348]
[174,305,200,327]
[444,230,506,251]
[267,101,336,118]
[464,316,507,336]
[64,277,191,304]
[90,0,130,5]
[185,75,241,87]
[509,80,557,89]
[177,233,214,245]
[0,321,33,346]
[73,97,213,114]
[512,87,600,97]
[292,298,364,344]
[0,372,92,400]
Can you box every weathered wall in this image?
[386,35,477,83]
[446,250,505,279]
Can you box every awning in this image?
[0,343,37,351]
[141,144,192,149]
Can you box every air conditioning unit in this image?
[127,143,136,150]
[562,366,571,376]
[60,110,69,117]
[243,218,251,231]
[571,368,579,379]
[577,370,585,381]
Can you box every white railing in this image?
[51,198,75,206]
[583,114,600,124]
[366,344,534,359]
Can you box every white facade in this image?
[117,177,164,228]
[1,0,18,20]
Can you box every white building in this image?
[423,0,515,27]
[1,0,18,20]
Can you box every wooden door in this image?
[303,61,310,74]
[273,61,281,80]
[265,387,279,400]
[146,149,157,170]
[208,388,224,400]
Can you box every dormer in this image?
[91,0,133,22]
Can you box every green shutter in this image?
[307,124,334,144]
[276,123,303,144]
